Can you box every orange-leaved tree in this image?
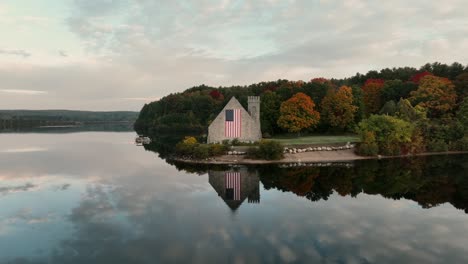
[321,86,357,129]
[277,92,320,134]
[409,75,457,117]
[362,79,384,116]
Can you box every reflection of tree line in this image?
[0,118,78,130]
[140,135,468,213]
[168,155,468,213]
[258,155,468,213]
[0,121,135,133]
[141,134,184,161]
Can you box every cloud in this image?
[60,183,71,191]
[0,183,37,196]
[20,16,51,25]
[1,147,48,153]
[66,0,468,78]
[0,89,47,95]
[1,0,468,110]
[0,3,7,14]
[1,208,54,225]
[0,49,31,58]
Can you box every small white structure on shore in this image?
[207,96,261,143]
[135,136,151,145]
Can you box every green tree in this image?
[396,99,427,123]
[357,115,415,155]
[457,99,468,130]
[454,72,468,103]
[260,91,281,136]
[381,79,417,102]
[379,101,397,115]
[303,79,334,110]
[351,85,365,122]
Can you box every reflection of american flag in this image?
[225,109,241,138]
[225,172,241,201]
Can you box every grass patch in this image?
[271,135,360,145]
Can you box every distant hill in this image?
[0,110,139,130]
[0,110,138,122]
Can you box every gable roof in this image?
[219,97,252,118]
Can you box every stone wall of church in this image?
[207,97,261,143]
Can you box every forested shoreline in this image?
[135,62,468,156]
[0,110,138,130]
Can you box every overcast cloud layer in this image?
[1,0,467,110]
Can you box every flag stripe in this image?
[225,172,241,200]
[225,109,241,138]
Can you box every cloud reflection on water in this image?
[0,132,467,263]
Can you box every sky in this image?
[1,0,467,111]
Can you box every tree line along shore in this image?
[136,62,468,160]
[0,110,138,130]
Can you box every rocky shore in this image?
[173,148,468,165]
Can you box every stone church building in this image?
[207,96,261,143]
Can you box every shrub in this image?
[176,140,196,156]
[408,130,426,154]
[247,140,284,160]
[183,136,198,145]
[357,131,379,156]
[175,138,228,159]
[357,115,414,155]
[449,137,468,151]
[459,137,468,151]
[427,139,448,152]
[209,144,229,156]
[380,141,401,156]
[231,138,240,146]
[192,144,211,159]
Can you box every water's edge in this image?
[173,150,468,165]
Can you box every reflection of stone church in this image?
[208,167,260,211]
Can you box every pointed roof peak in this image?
[227,96,240,103]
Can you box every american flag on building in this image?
[225,109,241,138]
[225,172,241,201]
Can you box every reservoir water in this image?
[0,131,467,263]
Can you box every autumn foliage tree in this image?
[409,75,457,117]
[362,79,385,116]
[277,92,320,134]
[410,71,433,84]
[320,86,357,129]
[209,90,223,100]
[310,77,330,84]
[454,72,468,102]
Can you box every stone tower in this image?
[248,96,260,123]
[248,96,261,140]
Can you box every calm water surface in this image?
[1,132,468,263]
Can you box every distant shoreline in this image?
[173,149,468,165]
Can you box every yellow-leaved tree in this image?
[409,75,457,117]
[277,92,320,135]
[320,86,357,129]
